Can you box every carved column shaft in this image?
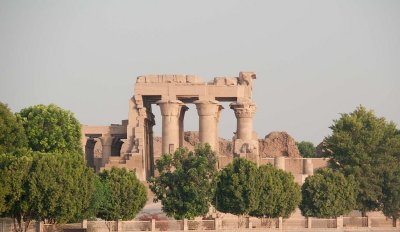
[236,117,253,140]
[195,100,220,150]
[230,100,258,164]
[157,100,184,154]
[100,134,113,166]
[303,159,314,175]
[231,100,256,140]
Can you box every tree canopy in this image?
[382,159,400,226]
[0,151,96,231]
[323,106,400,214]
[0,102,27,154]
[28,152,96,223]
[212,158,259,216]
[296,141,317,158]
[17,104,82,154]
[149,145,217,219]
[0,153,33,232]
[97,167,147,221]
[300,168,356,218]
[249,164,301,219]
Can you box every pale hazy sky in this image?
[0,1,399,144]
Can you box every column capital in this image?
[194,100,220,116]
[156,100,184,116]
[230,100,256,118]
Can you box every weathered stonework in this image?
[81,71,328,183]
[81,72,259,181]
[259,131,301,158]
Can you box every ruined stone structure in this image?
[259,131,301,158]
[82,72,260,181]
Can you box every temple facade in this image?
[81,72,260,181]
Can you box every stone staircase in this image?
[100,152,145,180]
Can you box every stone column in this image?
[183,219,188,231]
[214,218,221,230]
[157,100,184,154]
[194,100,220,150]
[303,159,314,175]
[179,105,189,147]
[81,220,87,229]
[274,157,286,170]
[151,219,156,231]
[230,100,259,164]
[84,138,96,168]
[230,100,256,140]
[336,216,343,229]
[278,217,283,229]
[100,134,113,166]
[307,217,312,229]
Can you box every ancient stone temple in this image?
[81,72,259,181]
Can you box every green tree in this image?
[0,102,27,154]
[0,153,33,232]
[382,160,400,227]
[300,169,356,218]
[323,106,400,215]
[296,141,316,158]
[97,167,147,220]
[250,164,301,219]
[0,151,97,231]
[149,145,217,219]
[28,152,96,223]
[17,104,82,154]
[212,158,259,219]
[88,176,108,220]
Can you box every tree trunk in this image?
[14,216,23,232]
[393,218,397,227]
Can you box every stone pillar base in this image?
[336,216,343,228]
[81,220,87,229]
[151,219,156,231]
[183,219,188,231]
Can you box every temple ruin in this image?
[82,71,324,182]
[82,72,260,180]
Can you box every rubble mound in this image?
[259,131,301,158]
[184,131,200,146]
[154,131,300,158]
